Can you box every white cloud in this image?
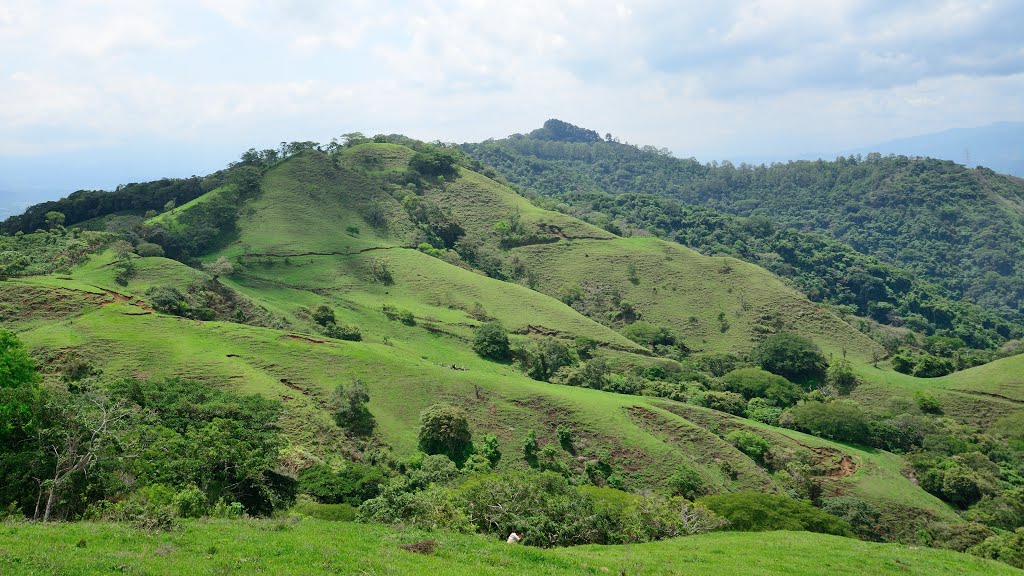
[0,0,1020,171]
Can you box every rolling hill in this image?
[1,138,1022,572]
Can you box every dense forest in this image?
[463,120,1024,327]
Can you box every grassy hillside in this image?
[2,138,1022,573]
[462,120,1024,326]
[1,520,1018,576]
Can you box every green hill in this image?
[1,137,1022,572]
[462,120,1024,338]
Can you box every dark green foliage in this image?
[751,333,828,387]
[785,401,871,445]
[111,378,295,516]
[720,367,802,406]
[726,430,771,460]
[312,305,335,326]
[403,195,465,249]
[473,321,511,362]
[298,463,385,506]
[457,471,605,547]
[463,133,1024,339]
[529,119,602,143]
[321,321,362,341]
[0,331,43,511]
[523,429,539,467]
[409,150,459,179]
[820,497,882,540]
[330,380,375,437]
[700,492,854,537]
[927,522,995,552]
[1,177,211,235]
[480,434,501,466]
[0,329,39,391]
[417,404,473,465]
[382,304,415,325]
[916,392,943,414]
[970,528,1024,568]
[621,322,676,348]
[556,425,573,452]
[0,228,107,278]
[695,391,747,415]
[744,398,784,426]
[135,242,164,258]
[825,357,858,394]
[666,464,706,500]
[517,337,577,382]
[311,305,361,341]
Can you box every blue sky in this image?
[2,0,1023,214]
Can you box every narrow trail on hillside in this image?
[953,389,1024,405]
[239,245,408,259]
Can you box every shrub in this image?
[820,496,881,540]
[173,485,207,518]
[700,492,854,537]
[382,304,415,325]
[695,391,747,415]
[147,286,190,316]
[473,321,511,361]
[721,367,802,406]
[751,333,828,387]
[480,434,501,466]
[618,495,726,543]
[330,380,375,437]
[622,322,676,348]
[745,398,783,426]
[825,357,858,394]
[298,463,385,505]
[666,464,707,500]
[312,305,335,326]
[786,400,871,445]
[135,242,165,258]
[969,528,1024,569]
[915,392,943,414]
[322,321,362,341]
[417,404,473,465]
[458,471,605,547]
[517,337,576,382]
[726,430,771,460]
[556,424,573,451]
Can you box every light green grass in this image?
[0,520,1016,576]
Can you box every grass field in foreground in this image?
[0,519,1017,576]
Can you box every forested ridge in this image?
[463,120,1024,327]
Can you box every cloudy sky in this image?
[2,0,1023,213]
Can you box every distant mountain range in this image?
[731,122,1024,177]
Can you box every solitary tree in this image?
[751,332,828,387]
[417,404,473,465]
[331,379,375,437]
[473,321,511,362]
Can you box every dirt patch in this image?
[225,354,240,358]
[280,378,310,395]
[98,288,154,311]
[399,539,437,554]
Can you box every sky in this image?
[2,0,1023,215]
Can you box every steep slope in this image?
[4,139,1020,554]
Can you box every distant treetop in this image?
[529,119,603,144]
